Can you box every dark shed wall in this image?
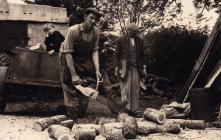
[0,21,28,52]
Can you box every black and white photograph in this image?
[0,0,221,139]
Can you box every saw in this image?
[73,78,133,115]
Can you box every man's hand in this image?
[71,75,82,85]
[115,67,119,76]
[48,50,55,55]
[96,71,102,79]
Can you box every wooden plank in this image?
[180,12,221,103]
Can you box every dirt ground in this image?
[0,86,221,140]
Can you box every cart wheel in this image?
[0,66,8,114]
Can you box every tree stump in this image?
[117,113,137,139]
[33,115,68,131]
[95,117,117,126]
[48,125,74,140]
[72,124,99,140]
[166,119,207,129]
[137,121,181,135]
[100,122,124,140]
[143,108,166,124]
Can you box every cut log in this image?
[166,119,207,129]
[48,125,74,140]
[137,121,181,135]
[95,117,116,126]
[100,122,124,140]
[143,108,166,124]
[33,115,68,131]
[60,120,75,129]
[72,124,99,140]
[117,113,137,139]
[211,121,221,128]
[95,135,106,140]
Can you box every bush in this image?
[144,25,208,86]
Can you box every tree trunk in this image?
[117,113,137,139]
[137,121,181,135]
[72,124,99,140]
[143,108,166,124]
[33,115,68,131]
[60,120,75,129]
[48,125,74,140]
[95,117,116,126]
[100,122,124,140]
[166,119,207,129]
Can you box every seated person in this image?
[43,24,65,55]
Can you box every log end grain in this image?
[100,122,124,140]
[33,122,43,132]
[72,124,99,140]
[144,108,166,124]
[95,135,106,140]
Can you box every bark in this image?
[166,119,208,129]
[33,115,68,131]
[100,122,124,140]
[60,120,75,129]
[71,124,99,140]
[137,121,181,135]
[117,113,137,139]
[48,125,74,140]
[95,117,117,126]
[143,108,166,124]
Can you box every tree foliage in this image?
[144,25,208,85]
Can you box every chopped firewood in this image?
[137,121,181,135]
[48,125,74,140]
[166,119,207,129]
[117,113,137,139]
[143,108,166,124]
[211,121,221,128]
[95,135,106,140]
[60,120,75,129]
[100,122,124,140]
[72,124,99,140]
[95,117,116,126]
[33,115,68,131]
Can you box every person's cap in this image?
[127,23,139,32]
[84,8,101,18]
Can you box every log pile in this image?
[33,107,210,140]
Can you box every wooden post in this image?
[33,115,68,131]
[143,108,166,124]
[72,124,99,140]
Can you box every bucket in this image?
[190,88,217,120]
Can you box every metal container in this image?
[190,88,215,120]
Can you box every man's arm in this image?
[92,50,100,73]
[113,38,121,76]
[92,30,101,78]
[62,27,80,82]
[65,53,79,81]
[140,39,147,76]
